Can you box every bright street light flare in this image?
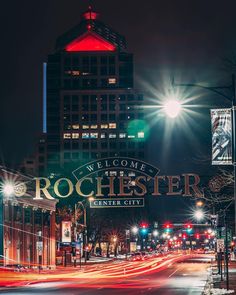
[194,209,205,221]
[164,99,182,118]
[2,182,15,197]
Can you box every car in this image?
[5,264,30,272]
[130,252,145,261]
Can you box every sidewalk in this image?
[204,259,236,294]
[215,260,236,293]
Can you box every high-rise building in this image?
[33,7,146,175]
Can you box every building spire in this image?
[82,5,99,21]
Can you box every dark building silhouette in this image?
[23,7,146,176]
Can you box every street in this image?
[0,254,211,294]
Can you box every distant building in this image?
[23,7,146,176]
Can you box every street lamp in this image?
[163,99,182,118]
[172,75,236,236]
[194,209,205,221]
[75,197,94,263]
[131,226,139,235]
[2,182,14,197]
[0,181,15,266]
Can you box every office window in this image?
[101,114,107,121]
[72,133,79,139]
[64,152,71,159]
[90,114,97,121]
[72,124,79,130]
[82,125,89,129]
[108,78,116,84]
[63,133,71,139]
[100,95,107,101]
[91,142,97,149]
[72,153,79,159]
[91,124,98,129]
[72,142,79,149]
[109,123,116,129]
[82,133,90,139]
[90,133,98,139]
[90,104,97,111]
[109,104,116,111]
[82,104,89,111]
[119,133,126,138]
[138,132,145,138]
[83,142,89,149]
[101,124,108,129]
[109,133,116,138]
[109,114,116,121]
[101,104,107,111]
[110,142,117,149]
[101,142,108,149]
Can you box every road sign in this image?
[217,239,225,252]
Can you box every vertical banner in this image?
[211,108,232,165]
[61,221,72,243]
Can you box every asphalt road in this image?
[0,256,211,294]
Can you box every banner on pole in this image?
[211,108,232,165]
[62,221,72,243]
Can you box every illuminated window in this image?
[101,124,108,129]
[108,78,116,84]
[72,124,79,130]
[138,132,145,138]
[82,133,90,139]
[119,133,126,138]
[91,124,98,129]
[65,70,81,76]
[128,135,135,138]
[109,133,116,138]
[82,125,89,129]
[63,133,71,139]
[90,133,98,139]
[72,133,79,139]
[110,171,117,176]
[101,133,106,138]
[109,123,116,129]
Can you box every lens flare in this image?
[164,99,182,118]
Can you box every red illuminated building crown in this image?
[55,6,127,52]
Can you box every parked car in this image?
[5,264,30,272]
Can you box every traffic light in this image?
[184,223,193,233]
[140,222,148,234]
[163,222,173,233]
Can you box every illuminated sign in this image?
[7,158,203,204]
[90,198,144,208]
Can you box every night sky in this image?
[1,0,236,171]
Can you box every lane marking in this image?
[168,268,179,278]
